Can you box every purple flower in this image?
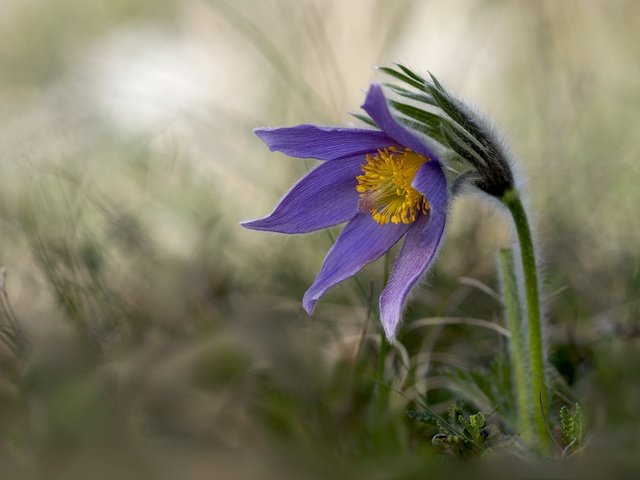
[242,85,448,340]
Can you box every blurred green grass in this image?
[1,0,639,478]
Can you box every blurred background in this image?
[0,0,639,478]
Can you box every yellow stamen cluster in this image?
[356,147,430,225]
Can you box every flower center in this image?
[356,147,430,225]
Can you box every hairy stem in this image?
[375,252,392,420]
[376,335,389,415]
[498,248,533,442]
[502,190,550,453]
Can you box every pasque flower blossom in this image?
[242,85,448,339]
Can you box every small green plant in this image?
[409,403,499,457]
[559,403,583,453]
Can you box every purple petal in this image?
[303,215,410,314]
[255,125,400,161]
[241,155,365,234]
[379,161,448,339]
[361,84,439,161]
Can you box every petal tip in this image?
[302,294,317,316]
[360,83,383,111]
[253,128,275,149]
[360,83,440,162]
[380,307,399,342]
[240,218,281,232]
[239,219,260,230]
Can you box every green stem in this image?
[502,190,550,453]
[376,335,389,414]
[375,252,392,420]
[498,248,533,442]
